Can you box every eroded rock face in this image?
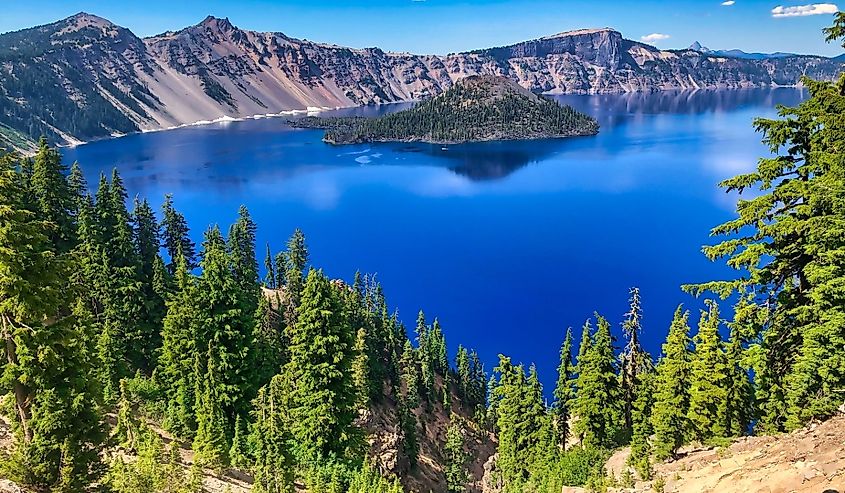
[1,14,842,147]
[481,453,502,493]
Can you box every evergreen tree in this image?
[29,137,75,252]
[67,161,88,214]
[724,319,754,437]
[455,345,471,401]
[114,380,141,451]
[628,369,655,480]
[157,252,198,437]
[572,315,621,449]
[444,419,469,493]
[468,350,487,414]
[194,225,255,431]
[252,379,295,493]
[132,197,165,372]
[620,287,650,436]
[252,294,286,391]
[192,344,230,469]
[492,356,551,491]
[282,229,308,324]
[400,339,420,409]
[264,243,277,288]
[687,301,728,442]
[399,396,419,468]
[687,17,845,431]
[552,327,574,449]
[229,415,250,469]
[650,306,693,460]
[0,152,105,490]
[228,205,259,304]
[160,194,195,272]
[282,268,356,460]
[352,326,371,409]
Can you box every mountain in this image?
[291,75,599,144]
[1,14,843,149]
[688,41,798,60]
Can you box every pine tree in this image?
[492,356,551,491]
[416,310,435,400]
[552,327,574,449]
[282,268,356,460]
[252,294,286,391]
[160,194,196,272]
[352,326,371,409]
[158,252,198,437]
[650,306,693,460]
[29,137,75,252]
[687,17,845,431]
[132,197,164,372]
[628,369,655,480]
[0,152,105,490]
[282,229,308,324]
[687,301,728,442]
[431,319,449,375]
[445,419,469,493]
[252,379,294,493]
[67,161,88,214]
[228,205,259,303]
[114,380,141,451]
[724,320,753,437]
[192,344,230,469]
[572,315,622,449]
[455,345,471,401]
[620,287,650,437]
[194,225,255,431]
[468,350,486,414]
[264,243,277,288]
[399,395,419,468]
[400,339,420,408]
[229,415,250,469]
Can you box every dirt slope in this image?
[606,413,845,493]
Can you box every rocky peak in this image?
[199,15,235,33]
[542,27,620,40]
[689,41,711,53]
[476,27,624,69]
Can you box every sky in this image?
[0,0,843,56]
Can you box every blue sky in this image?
[1,0,843,56]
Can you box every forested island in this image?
[0,14,843,493]
[290,76,599,145]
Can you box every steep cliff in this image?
[0,13,842,148]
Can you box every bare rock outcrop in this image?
[1,13,843,149]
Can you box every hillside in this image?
[290,76,599,144]
[602,411,845,493]
[0,13,842,149]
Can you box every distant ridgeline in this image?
[290,76,600,144]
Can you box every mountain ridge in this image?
[0,13,843,149]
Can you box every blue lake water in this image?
[63,88,806,392]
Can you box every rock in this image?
[0,480,22,493]
[2,14,842,147]
[481,453,502,493]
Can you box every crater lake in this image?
[63,88,805,392]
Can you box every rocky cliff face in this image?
[1,13,842,148]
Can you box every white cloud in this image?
[721,1,736,6]
[640,33,671,43]
[771,3,839,17]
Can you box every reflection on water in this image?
[64,88,808,190]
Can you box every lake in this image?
[63,88,805,392]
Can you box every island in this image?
[289,76,599,144]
